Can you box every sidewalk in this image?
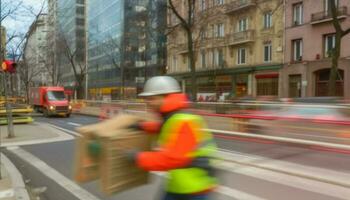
[0,153,30,200]
[0,122,75,199]
[1,123,74,147]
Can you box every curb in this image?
[1,153,30,200]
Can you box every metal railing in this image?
[311,6,348,23]
[226,30,255,45]
[225,0,256,14]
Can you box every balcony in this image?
[311,7,348,25]
[225,0,256,14]
[199,37,227,48]
[226,30,255,46]
[177,43,189,54]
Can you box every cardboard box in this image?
[74,114,152,194]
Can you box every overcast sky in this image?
[3,0,45,35]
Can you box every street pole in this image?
[0,0,2,179]
[3,73,14,138]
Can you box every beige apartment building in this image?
[167,0,284,100]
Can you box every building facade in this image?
[281,0,350,98]
[24,14,51,86]
[56,0,86,94]
[167,0,284,101]
[87,0,166,100]
[47,0,59,85]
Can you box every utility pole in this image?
[0,0,2,179]
[2,73,14,138]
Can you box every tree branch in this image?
[330,0,343,33]
[168,0,190,30]
[342,27,350,37]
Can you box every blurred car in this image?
[242,105,350,143]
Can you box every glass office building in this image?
[88,0,166,100]
[56,0,86,92]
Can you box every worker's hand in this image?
[123,149,140,163]
[127,122,142,131]
[127,120,147,132]
[88,140,102,158]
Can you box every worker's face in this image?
[145,95,165,111]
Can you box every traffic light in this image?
[1,60,17,73]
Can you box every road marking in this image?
[217,186,267,200]
[8,147,265,200]
[48,124,82,137]
[0,189,14,198]
[207,128,350,151]
[216,151,350,200]
[217,149,350,185]
[68,122,82,127]
[7,147,101,200]
[153,172,267,200]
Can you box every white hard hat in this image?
[139,76,181,97]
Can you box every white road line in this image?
[7,147,101,200]
[207,128,350,150]
[9,147,265,200]
[68,122,82,127]
[218,162,350,200]
[217,149,350,186]
[49,124,82,137]
[0,189,14,198]
[217,186,267,200]
[152,172,267,200]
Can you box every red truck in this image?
[29,87,72,117]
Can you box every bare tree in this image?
[101,36,125,99]
[167,0,227,100]
[57,31,87,99]
[5,0,47,100]
[328,0,350,96]
[168,0,197,100]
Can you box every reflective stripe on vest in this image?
[158,113,217,194]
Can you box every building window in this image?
[263,12,272,29]
[208,50,214,68]
[238,18,248,32]
[201,50,206,68]
[325,0,339,13]
[293,3,303,26]
[264,43,272,63]
[218,49,224,67]
[214,0,224,6]
[200,0,206,11]
[215,24,225,38]
[324,34,335,57]
[172,56,177,72]
[238,48,246,65]
[200,29,206,40]
[257,75,279,96]
[214,49,219,67]
[292,39,303,61]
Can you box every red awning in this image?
[65,90,74,95]
[255,73,279,79]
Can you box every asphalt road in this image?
[3,114,350,200]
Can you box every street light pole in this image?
[2,73,14,138]
[0,0,2,179]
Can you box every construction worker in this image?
[126,76,218,200]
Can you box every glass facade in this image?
[57,0,86,88]
[87,0,166,99]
